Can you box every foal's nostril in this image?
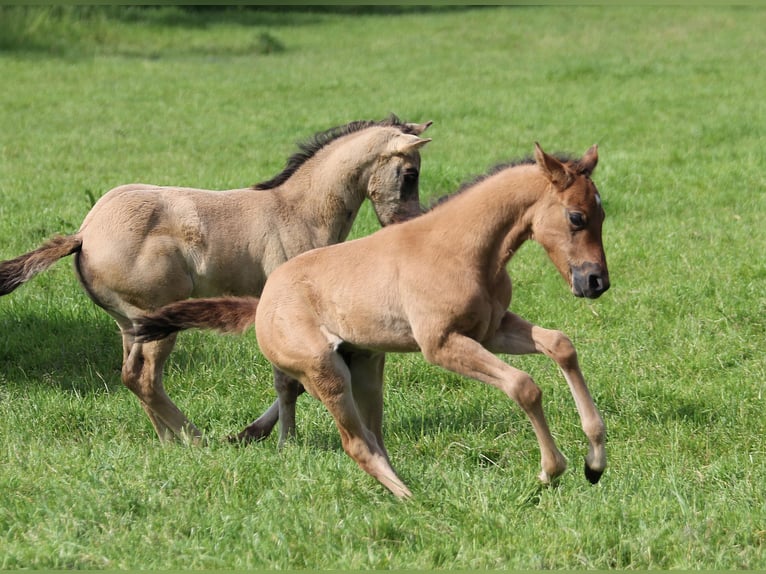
[589,274,609,295]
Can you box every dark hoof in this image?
[227,425,272,445]
[584,462,603,484]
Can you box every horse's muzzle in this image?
[572,263,610,299]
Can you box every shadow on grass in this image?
[0,312,122,394]
[96,6,490,29]
[0,6,491,57]
[0,310,217,396]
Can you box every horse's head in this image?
[532,143,609,299]
[366,121,432,226]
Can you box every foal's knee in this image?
[506,372,543,412]
[548,331,579,369]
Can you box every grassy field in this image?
[0,6,764,569]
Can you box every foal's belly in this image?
[189,270,267,299]
[333,314,420,354]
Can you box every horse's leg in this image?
[120,330,202,443]
[303,349,410,498]
[484,311,606,483]
[422,332,568,483]
[347,352,388,460]
[120,332,173,441]
[231,399,279,443]
[274,368,302,448]
[231,368,305,445]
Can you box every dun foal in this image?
[134,144,610,497]
[0,116,431,443]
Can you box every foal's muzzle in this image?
[572,263,610,299]
[377,202,424,226]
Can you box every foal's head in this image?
[254,115,431,226]
[532,144,609,299]
[365,120,432,225]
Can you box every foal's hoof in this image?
[227,425,272,445]
[584,462,604,484]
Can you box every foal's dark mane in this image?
[253,114,418,190]
[429,152,584,210]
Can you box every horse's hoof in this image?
[226,426,272,445]
[584,462,603,484]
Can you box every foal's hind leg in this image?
[485,311,606,483]
[347,352,388,459]
[120,333,173,440]
[231,399,279,444]
[120,330,202,443]
[232,368,305,447]
[303,350,410,498]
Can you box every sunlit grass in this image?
[0,6,764,569]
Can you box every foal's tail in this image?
[131,296,260,342]
[0,234,82,296]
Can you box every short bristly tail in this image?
[0,234,82,296]
[131,296,260,342]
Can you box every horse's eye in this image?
[399,168,420,201]
[403,168,419,181]
[568,212,586,229]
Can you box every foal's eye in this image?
[403,168,419,181]
[568,212,586,229]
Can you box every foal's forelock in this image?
[252,115,417,191]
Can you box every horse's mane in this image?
[253,114,418,190]
[429,152,585,210]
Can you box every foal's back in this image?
[78,183,282,320]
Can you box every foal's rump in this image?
[131,296,260,342]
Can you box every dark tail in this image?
[131,296,260,342]
[0,234,82,296]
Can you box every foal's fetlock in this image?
[581,432,607,482]
[538,453,568,484]
[228,423,274,445]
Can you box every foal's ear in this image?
[579,144,599,176]
[406,120,433,136]
[392,133,432,155]
[534,142,573,189]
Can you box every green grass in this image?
[1,6,764,569]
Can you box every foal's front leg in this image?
[484,311,606,483]
[422,331,568,483]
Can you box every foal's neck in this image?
[434,165,547,270]
[280,132,376,244]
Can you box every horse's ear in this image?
[534,142,573,189]
[579,144,598,176]
[406,120,433,136]
[392,133,432,154]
